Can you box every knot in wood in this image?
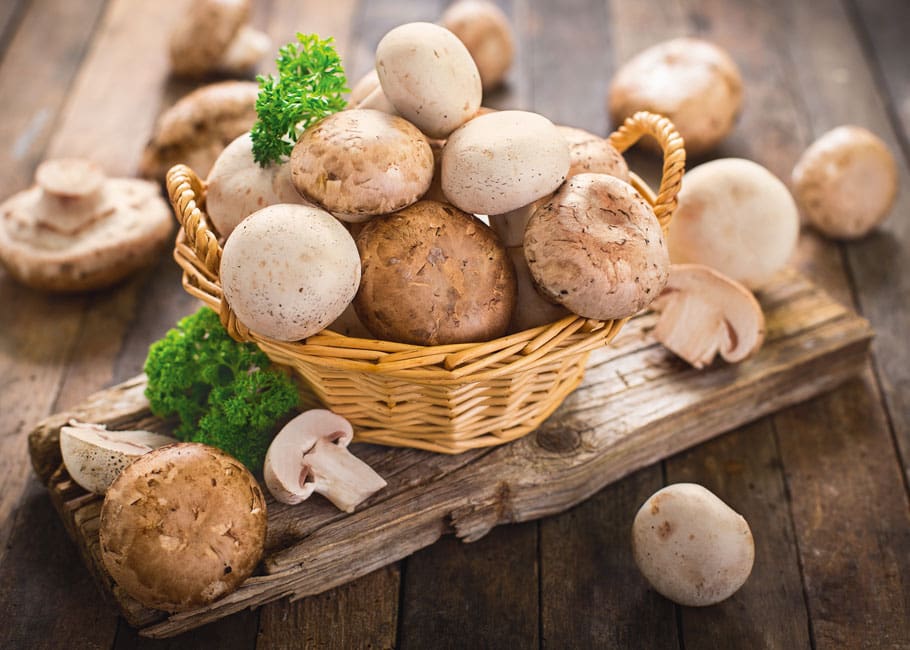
[535,421,583,454]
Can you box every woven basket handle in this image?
[166,164,223,274]
[608,111,685,231]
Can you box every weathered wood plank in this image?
[257,566,400,650]
[540,466,678,648]
[27,272,871,637]
[668,421,812,649]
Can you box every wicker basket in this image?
[166,111,685,454]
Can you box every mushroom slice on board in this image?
[264,410,387,513]
[60,421,177,495]
[650,264,765,369]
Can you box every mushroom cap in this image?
[441,110,570,215]
[354,200,517,345]
[376,22,482,139]
[524,173,670,320]
[168,0,250,77]
[139,80,259,181]
[100,443,267,612]
[220,204,361,341]
[60,421,177,495]
[632,483,754,607]
[263,409,353,505]
[608,37,743,156]
[347,69,398,115]
[206,132,312,239]
[440,0,516,91]
[668,158,799,289]
[792,125,899,240]
[290,109,434,221]
[556,126,632,185]
[506,246,570,333]
[650,264,765,369]
[0,159,173,292]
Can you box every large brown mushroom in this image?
[354,200,517,345]
[139,80,259,181]
[290,109,434,222]
[0,159,172,292]
[650,264,765,369]
[100,443,267,613]
[524,173,669,321]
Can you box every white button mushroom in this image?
[290,109,435,222]
[668,158,800,289]
[376,22,482,139]
[263,409,387,513]
[441,110,570,216]
[60,421,177,495]
[650,264,766,369]
[524,173,670,321]
[440,0,516,91]
[347,69,399,115]
[792,125,899,240]
[608,38,743,156]
[220,204,361,341]
[206,132,312,239]
[632,483,755,607]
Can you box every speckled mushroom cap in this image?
[99,443,267,613]
[559,127,631,182]
[440,0,516,91]
[608,38,743,156]
[139,81,259,181]
[354,200,517,345]
[206,132,312,239]
[168,0,250,77]
[524,173,670,321]
[290,109,434,222]
[220,203,361,341]
[0,159,172,292]
[791,125,899,239]
[441,110,570,216]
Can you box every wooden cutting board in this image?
[27,268,872,638]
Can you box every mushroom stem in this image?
[303,437,387,513]
[34,159,106,233]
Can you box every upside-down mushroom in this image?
[650,264,765,369]
[264,410,387,513]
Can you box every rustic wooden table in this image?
[1,0,908,648]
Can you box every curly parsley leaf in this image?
[251,33,348,166]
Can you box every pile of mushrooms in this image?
[210,20,669,347]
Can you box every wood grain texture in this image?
[27,272,871,637]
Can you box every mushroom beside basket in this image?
[166,111,685,454]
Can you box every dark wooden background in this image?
[1,0,908,648]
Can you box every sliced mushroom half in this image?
[650,264,765,369]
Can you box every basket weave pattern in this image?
[167,111,685,453]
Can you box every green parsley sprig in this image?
[251,33,348,166]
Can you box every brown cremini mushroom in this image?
[168,0,270,78]
[506,246,570,333]
[100,443,267,613]
[440,0,516,91]
[608,38,743,156]
[220,203,361,341]
[139,80,259,181]
[376,22,482,139]
[263,409,387,513]
[792,125,899,240]
[650,264,765,369]
[355,200,517,345]
[0,159,172,292]
[290,109,434,222]
[205,132,312,239]
[524,173,669,321]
